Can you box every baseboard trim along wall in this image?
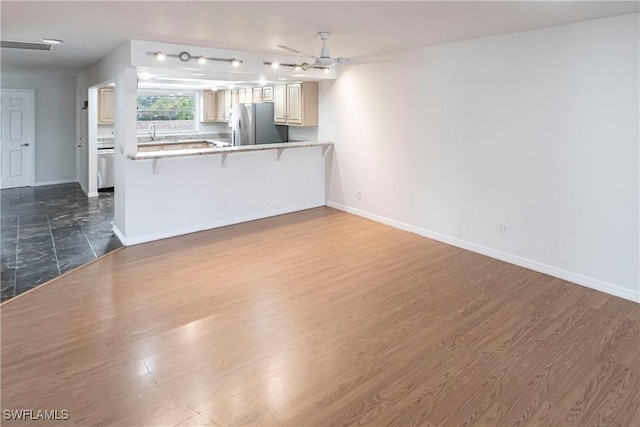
[35,179,76,187]
[327,201,639,303]
[78,183,99,198]
[114,200,326,246]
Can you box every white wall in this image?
[1,72,77,185]
[319,14,639,302]
[77,42,134,209]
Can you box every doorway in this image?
[0,90,35,189]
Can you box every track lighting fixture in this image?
[147,51,243,66]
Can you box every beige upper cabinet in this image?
[216,90,232,121]
[238,89,246,104]
[200,90,217,122]
[273,85,288,124]
[252,87,263,103]
[262,86,274,102]
[202,90,232,122]
[273,82,318,126]
[98,87,115,124]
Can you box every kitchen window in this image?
[137,91,197,133]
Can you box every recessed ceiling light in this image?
[231,59,240,67]
[198,56,207,65]
[155,51,166,61]
[41,38,63,45]
[271,62,280,69]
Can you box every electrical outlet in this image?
[357,190,362,200]
[224,198,229,206]
[501,223,509,236]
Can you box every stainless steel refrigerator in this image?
[231,103,288,146]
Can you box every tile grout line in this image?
[2,185,118,301]
[80,223,98,258]
[45,211,62,275]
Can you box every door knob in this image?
[20,143,29,147]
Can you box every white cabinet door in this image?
[1,90,34,189]
[287,83,303,125]
[262,86,274,102]
[273,85,287,124]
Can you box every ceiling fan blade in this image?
[340,56,396,65]
[277,44,319,61]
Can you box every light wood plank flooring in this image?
[1,207,638,426]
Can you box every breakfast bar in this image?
[118,141,333,245]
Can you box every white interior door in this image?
[1,90,35,189]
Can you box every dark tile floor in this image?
[1,183,122,302]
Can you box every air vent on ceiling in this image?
[0,40,53,51]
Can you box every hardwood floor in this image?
[1,207,638,426]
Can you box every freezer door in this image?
[254,103,288,144]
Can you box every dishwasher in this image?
[97,148,115,189]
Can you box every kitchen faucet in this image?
[149,125,156,141]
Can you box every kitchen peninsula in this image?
[117,139,332,245]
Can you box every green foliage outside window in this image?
[137,95,196,121]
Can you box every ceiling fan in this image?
[277,32,345,69]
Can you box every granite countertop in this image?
[98,133,232,150]
[128,141,333,161]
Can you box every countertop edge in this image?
[127,141,333,161]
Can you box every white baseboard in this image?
[112,225,125,245]
[78,183,98,198]
[327,201,639,303]
[114,200,325,246]
[34,178,76,187]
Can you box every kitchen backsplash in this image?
[289,126,319,142]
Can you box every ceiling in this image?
[1,1,638,75]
